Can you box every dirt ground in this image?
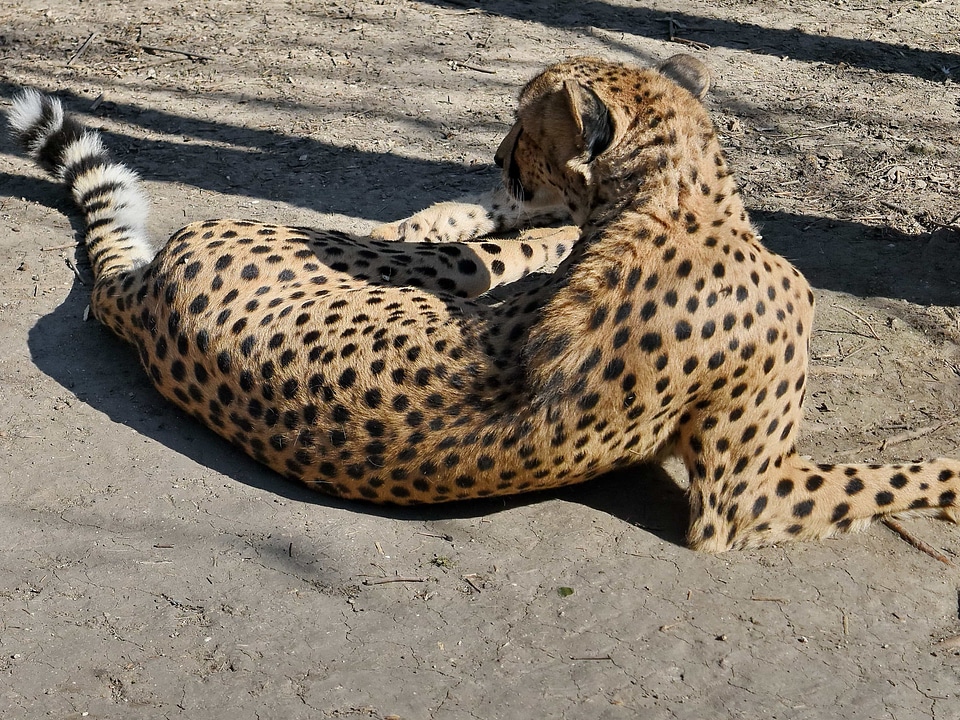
[2,1,960,718]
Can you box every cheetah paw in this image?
[369,202,496,244]
[368,220,403,241]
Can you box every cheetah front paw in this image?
[368,220,403,241]
[370,201,497,244]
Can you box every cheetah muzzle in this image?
[9,55,960,553]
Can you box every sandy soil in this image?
[2,1,960,718]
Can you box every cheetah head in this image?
[494,54,712,225]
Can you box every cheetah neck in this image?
[590,123,741,226]
[519,130,754,414]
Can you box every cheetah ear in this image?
[656,54,711,99]
[562,79,614,162]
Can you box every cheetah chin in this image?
[9,55,960,553]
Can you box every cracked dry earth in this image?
[2,0,960,718]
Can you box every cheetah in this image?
[8,55,960,553]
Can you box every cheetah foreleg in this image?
[370,186,570,243]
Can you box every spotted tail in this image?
[8,89,155,279]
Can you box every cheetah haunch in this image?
[9,55,960,552]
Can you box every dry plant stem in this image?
[810,365,878,378]
[840,419,959,457]
[67,32,97,66]
[880,199,911,214]
[882,518,955,567]
[452,61,496,74]
[103,38,214,62]
[925,211,960,230]
[665,18,710,49]
[141,57,193,70]
[671,37,711,50]
[879,420,959,452]
[834,304,882,340]
[462,575,483,593]
[64,258,85,284]
[362,576,429,585]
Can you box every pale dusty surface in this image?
[2,1,960,718]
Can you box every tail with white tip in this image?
[8,89,155,279]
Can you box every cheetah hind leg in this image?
[370,186,570,243]
[688,452,960,553]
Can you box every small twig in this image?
[880,199,911,214]
[671,36,711,50]
[141,56,193,70]
[451,61,496,74]
[666,18,711,51]
[817,328,883,342]
[362,576,429,586]
[67,32,97,66]
[925,211,960,231]
[883,518,955,567]
[665,17,687,40]
[880,419,959,452]
[810,365,878,378]
[569,655,614,661]
[751,596,789,603]
[41,242,79,252]
[462,574,483,593]
[103,38,214,62]
[416,531,454,541]
[64,258,85,284]
[834,304,882,341]
[841,419,959,457]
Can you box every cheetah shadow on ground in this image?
[27,289,690,544]
[754,210,960,307]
